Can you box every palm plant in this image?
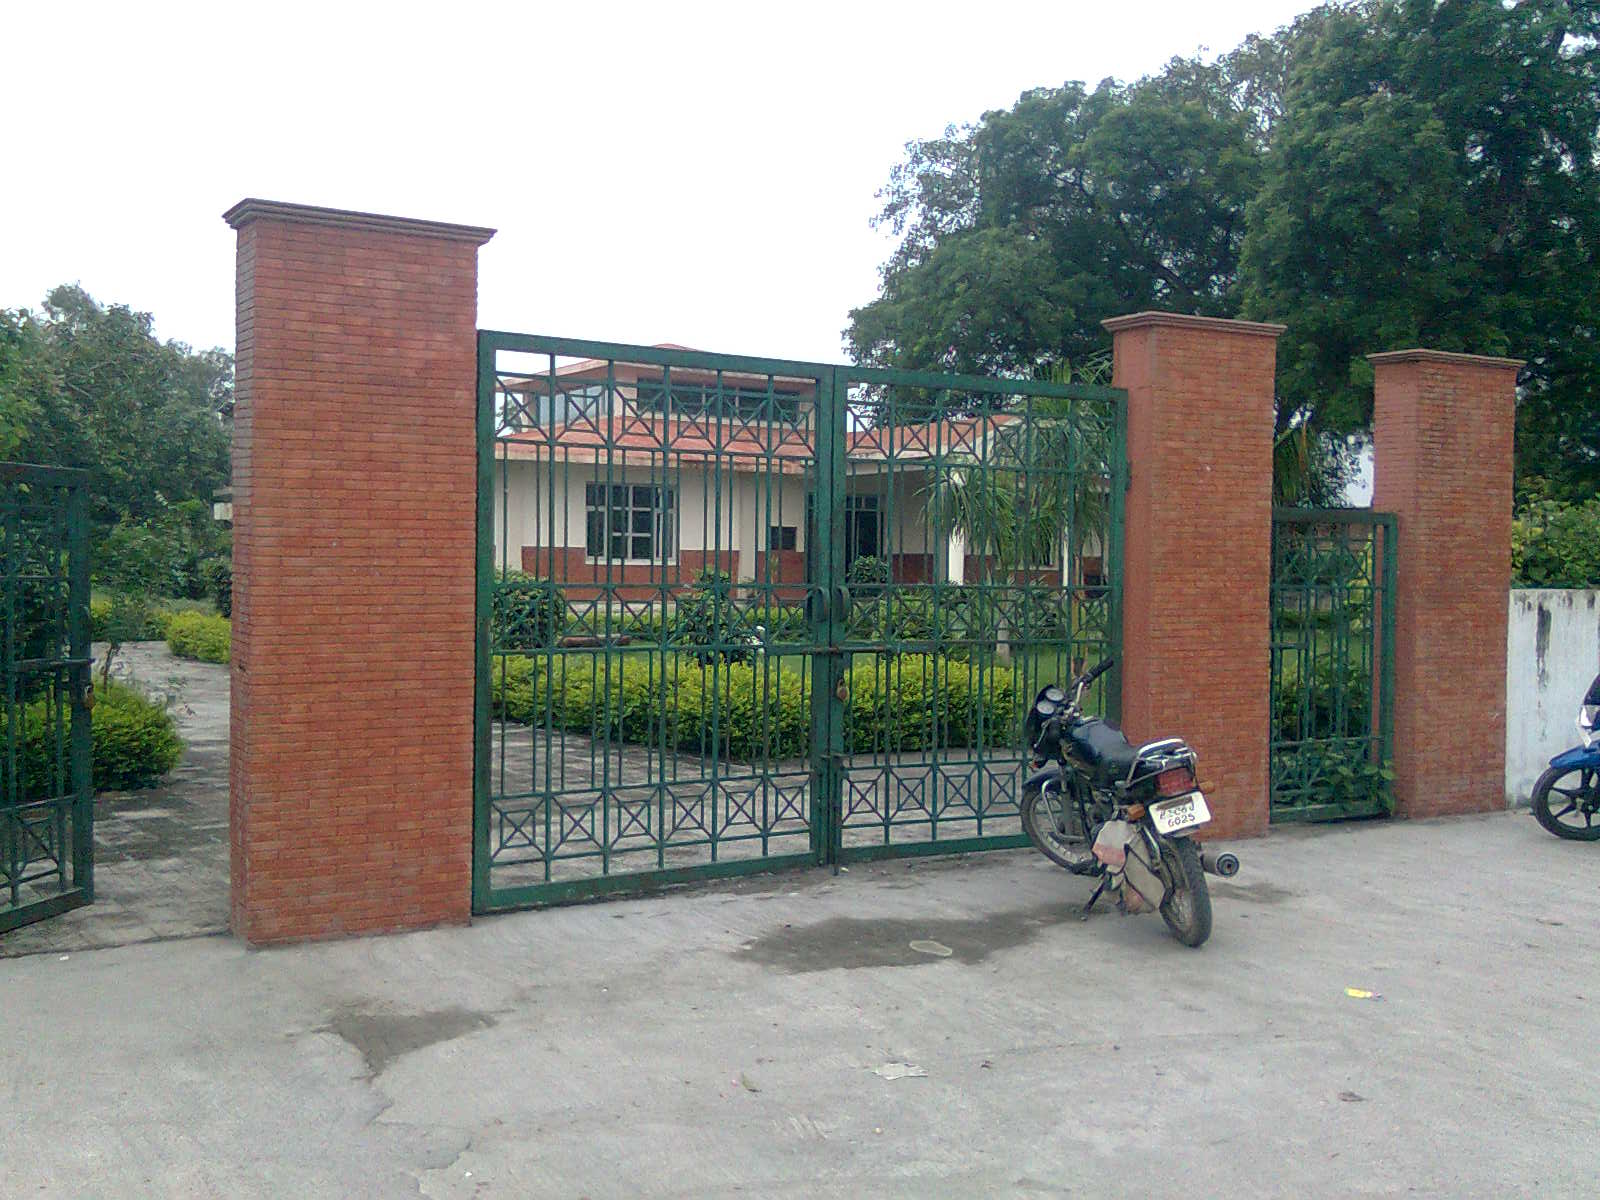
[924,358,1114,587]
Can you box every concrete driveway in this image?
[2,642,230,958]
[4,809,1597,1197]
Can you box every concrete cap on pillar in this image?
[1101,311,1286,338]
[1366,348,1522,370]
[222,198,496,245]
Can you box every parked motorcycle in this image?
[1531,671,1600,840]
[1019,658,1236,947]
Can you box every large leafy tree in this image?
[850,1,1600,500]
[848,67,1265,378]
[1241,0,1600,496]
[0,286,233,585]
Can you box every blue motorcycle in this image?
[1532,671,1600,840]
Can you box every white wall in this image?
[1506,589,1600,804]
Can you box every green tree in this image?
[852,1,1600,500]
[848,66,1265,378]
[1,286,233,586]
[1241,0,1600,492]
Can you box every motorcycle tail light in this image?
[1154,767,1195,797]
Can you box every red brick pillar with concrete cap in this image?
[1370,349,1519,819]
[223,199,494,944]
[1104,312,1285,840]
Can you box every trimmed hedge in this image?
[165,612,232,663]
[90,595,217,642]
[19,682,183,793]
[490,652,1018,759]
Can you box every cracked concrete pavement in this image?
[5,809,1600,1197]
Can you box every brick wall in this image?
[1371,350,1519,818]
[225,199,493,944]
[1105,312,1284,840]
[520,546,739,601]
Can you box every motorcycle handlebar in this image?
[1077,657,1116,689]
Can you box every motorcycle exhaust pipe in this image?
[1201,849,1239,878]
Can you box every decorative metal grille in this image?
[1269,509,1397,822]
[1,463,93,933]
[475,334,1126,910]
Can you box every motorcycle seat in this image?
[1067,718,1139,781]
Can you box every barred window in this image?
[585,483,676,562]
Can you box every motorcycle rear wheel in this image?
[1158,837,1213,948]
[1531,765,1600,841]
[1020,782,1091,871]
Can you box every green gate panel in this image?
[1,462,94,934]
[1269,508,1397,823]
[473,335,1126,911]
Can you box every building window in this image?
[844,494,880,567]
[585,483,676,562]
[769,525,797,551]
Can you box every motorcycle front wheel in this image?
[1531,765,1600,840]
[1020,782,1090,871]
[1158,837,1213,948]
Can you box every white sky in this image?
[5,0,1321,364]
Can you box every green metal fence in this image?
[2,463,94,933]
[475,333,1125,910]
[1269,508,1397,823]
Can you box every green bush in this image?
[91,595,214,642]
[1271,659,1371,742]
[491,571,567,651]
[672,570,758,663]
[490,650,1016,761]
[95,503,230,602]
[19,682,182,793]
[845,655,1018,752]
[165,612,231,663]
[1512,498,1600,587]
[846,555,891,592]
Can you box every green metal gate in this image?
[2,463,94,932]
[474,334,1125,910]
[1269,508,1397,822]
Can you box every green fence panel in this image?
[1,462,93,933]
[474,335,1126,910]
[1269,508,1397,823]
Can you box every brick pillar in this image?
[1104,312,1285,840]
[1370,349,1519,819]
[223,200,494,944]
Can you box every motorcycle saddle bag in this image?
[1067,718,1138,782]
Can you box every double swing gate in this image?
[1,464,94,932]
[475,334,1127,910]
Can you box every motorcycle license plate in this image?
[1150,792,1210,834]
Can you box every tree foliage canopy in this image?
[0,285,233,589]
[847,1,1600,500]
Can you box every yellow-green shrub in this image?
[19,682,182,793]
[165,612,231,663]
[489,651,1013,761]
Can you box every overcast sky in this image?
[6,0,1322,364]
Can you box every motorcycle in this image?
[1019,657,1237,948]
[1531,670,1600,840]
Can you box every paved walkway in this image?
[5,810,1598,1197]
[2,642,229,957]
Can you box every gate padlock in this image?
[835,680,849,703]
[79,681,95,711]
